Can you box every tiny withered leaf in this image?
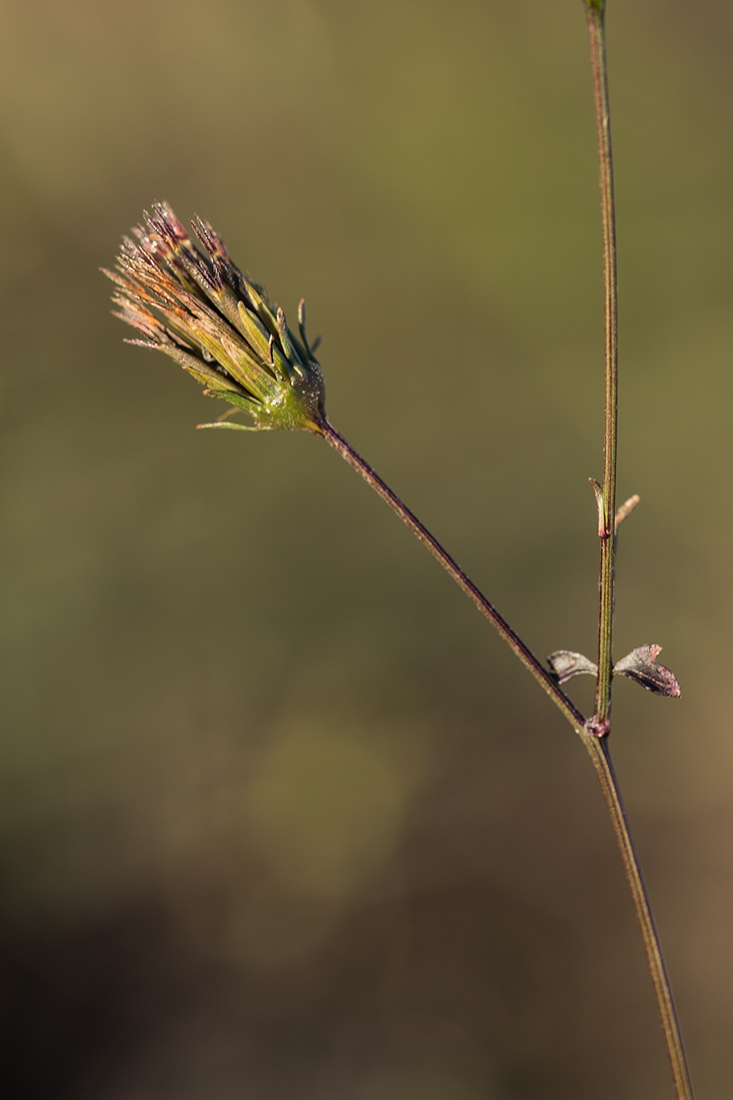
[547,650,598,684]
[613,644,681,698]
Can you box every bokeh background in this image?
[0,0,732,1096]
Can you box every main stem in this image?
[587,2,618,733]
[586,5,693,1097]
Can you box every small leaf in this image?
[589,478,607,537]
[615,494,640,532]
[613,644,681,697]
[547,650,598,684]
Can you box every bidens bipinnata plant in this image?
[105,2,695,1096]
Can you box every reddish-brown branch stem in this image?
[320,418,586,733]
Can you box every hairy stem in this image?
[584,737,694,1100]
[586,1,618,733]
[319,418,585,733]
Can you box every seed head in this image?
[104,203,326,433]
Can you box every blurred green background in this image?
[1,0,732,1096]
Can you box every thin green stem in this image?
[585,6,694,1095]
[583,737,694,1100]
[319,418,586,734]
[586,2,618,734]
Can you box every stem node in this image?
[585,716,610,739]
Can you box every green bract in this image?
[105,203,327,433]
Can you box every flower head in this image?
[104,203,326,432]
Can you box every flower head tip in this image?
[104,203,326,433]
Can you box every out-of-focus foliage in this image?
[0,1,732,1097]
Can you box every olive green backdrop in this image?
[1,0,732,1097]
